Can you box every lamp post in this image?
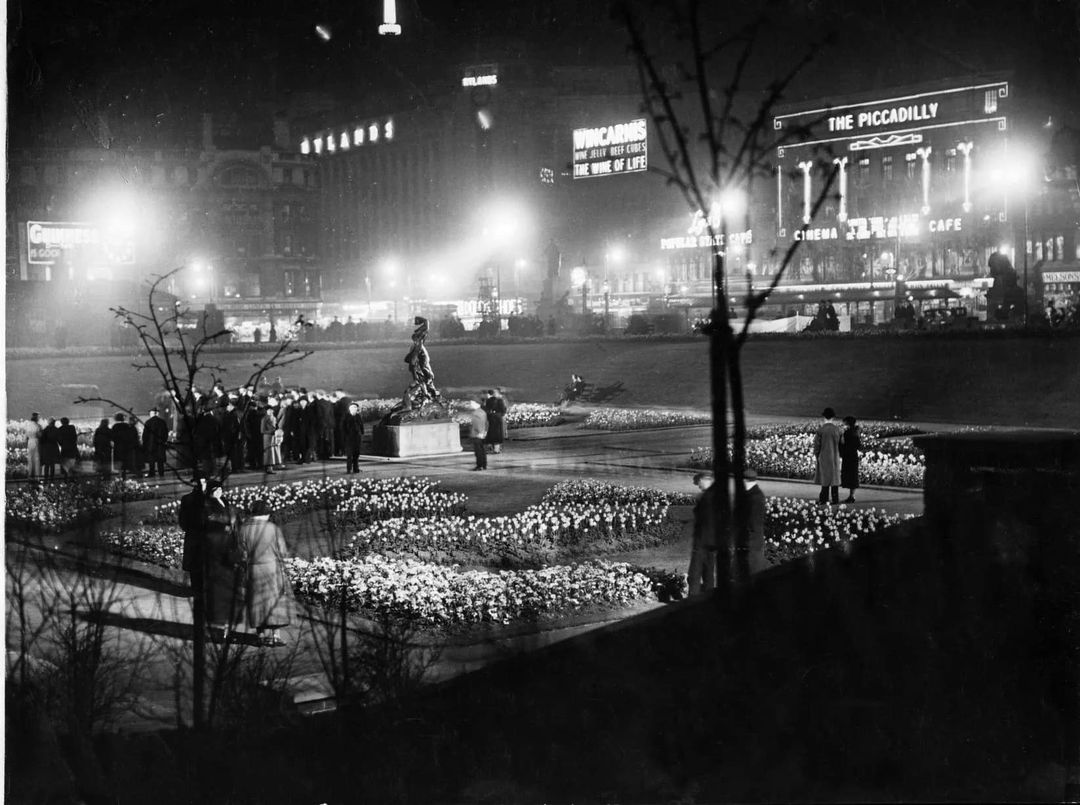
[365,275,372,319]
[603,280,611,330]
[1022,199,1030,328]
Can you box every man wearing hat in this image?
[142,407,170,478]
[814,407,842,505]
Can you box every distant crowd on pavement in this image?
[20,379,516,483]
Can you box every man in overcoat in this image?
[813,407,842,505]
[142,407,170,478]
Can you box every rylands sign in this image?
[572,119,647,179]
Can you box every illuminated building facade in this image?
[299,59,684,325]
[5,116,323,345]
[768,76,1019,319]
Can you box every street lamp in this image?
[992,150,1039,326]
[603,280,611,330]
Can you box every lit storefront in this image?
[770,77,1015,322]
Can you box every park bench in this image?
[557,380,625,405]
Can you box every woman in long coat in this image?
[202,482,243,636]
[813,407,842,505]
[840,415,862,503]
[238,501,293,646]
[483,389,507,453]
[92,418,113,476]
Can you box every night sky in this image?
[7,0,1080,149]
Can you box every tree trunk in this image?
[728,343,750,585]
[710,248,733,598]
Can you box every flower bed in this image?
[504,403,564,429]
[764,496,910,564]
[580,407,712,431]
[347,480,681,566]
[287,555,673,626]
[144,476,460,525]
[689,424,927,488]
[6,478,159,532]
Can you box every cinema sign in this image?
[572,118,648,179]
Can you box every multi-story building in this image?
[5,115,323,346]
[299,56,688,328]
[765,75,1027,322]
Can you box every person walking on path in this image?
[840,415,862,503]
[25,413,44,480]
[142,407,170,478]
[814,407,842,505]
[58,417,79,478]
[237,501,293,646]
[40,418,61,480]
[466,401,488,470]
[341,402,366,474]
[688,472,718,594]
[202,481,243,639]
[483,389,507,454]
[93,418,113,476]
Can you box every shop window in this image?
[882,155,893,181]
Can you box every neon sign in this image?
[572,119,648,179]
[462,75,498,87]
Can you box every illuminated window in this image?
[301,138,311,155]
[327,135,336,153]
[882,155,893,181]
[340,132,350,150]
[945,148,956,172]
[384,119,394,140]
[905,153,917,179]
[984,89,998,115]
[369,124,379,142]
[354,127,364,145]
[1057,235,1065,260]
[858,157,870,182]
[314,137,324,154]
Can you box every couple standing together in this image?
[814,407,861,505]
[180,481,293,646]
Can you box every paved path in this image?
[8,412,927,731]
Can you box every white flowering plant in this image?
[5,477,159,532]
[580,408,712,431]
[763,496,911,564]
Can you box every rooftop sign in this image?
[572,119,648,179]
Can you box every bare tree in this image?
[75,267,312,731]
[621,0,839,589]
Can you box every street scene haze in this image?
[6,0,1080,802]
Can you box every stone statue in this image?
[386,317,447,423]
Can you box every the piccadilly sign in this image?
[774,80,1009,153]
[572,118,648,179]
[26,221,134,267]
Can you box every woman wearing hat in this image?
[203,481,243,638]
[238,500,293,646]
[840,416,861,503]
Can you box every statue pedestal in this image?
[372,421,463,458]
